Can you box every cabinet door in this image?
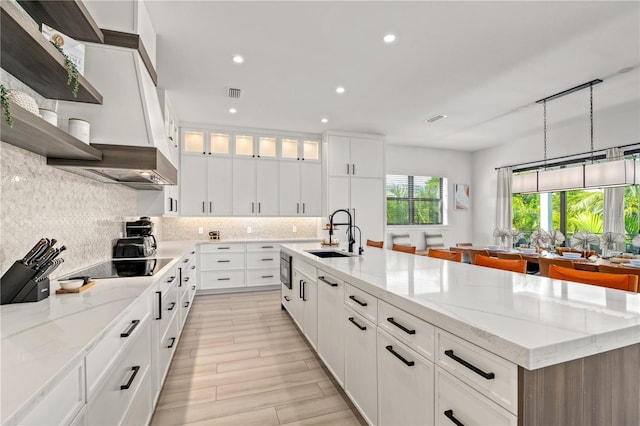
[232,157,257,215]
[344,307,377,425]
[302,280,317,349]
[328,135,351,177]
[328,176,350,217]
[300,162,321,216]
[317,273,345,385]
[290,270,304,330]
[279,161,301,215]
[351,177,384,242]
[377,329,435,426]
[350,137,383,178]
[180,155,208,216]
[256,160,279,215]
[208,157,233,216]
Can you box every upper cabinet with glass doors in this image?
[182,130,232,156]
[234,134,278,159]
[280,138,320,162]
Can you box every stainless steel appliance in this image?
[68,258,173,279]
[113,236,156,258]
[125,217,157,251]
[280,251,292,289]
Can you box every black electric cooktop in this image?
[69,258,174,279]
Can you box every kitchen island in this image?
[281,243,640,425]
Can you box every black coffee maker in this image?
[125,217,157,250]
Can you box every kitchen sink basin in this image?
[305,250,353,258]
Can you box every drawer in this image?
[344,283,377,324]
[246,251,280,269]
[121,369,153,426]
[247,242,280,252]
[294,258,316,280]
[181,286,193,322]
[153,284,179,339]
[87,319,152,426]
[157,308,180,388]
[247,268,280,286]
[282,283,294,309]
[201,252,245,270]
[435,367,516,426]
[201,270,246,289]
[200,243,246,253]
[18,361,85,425]
[378,300,435,361]
[155,268,179,294]
[435,330,517,414]
[86,296,150,397]
[178,265,195,290]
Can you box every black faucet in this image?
[328,209,362,254]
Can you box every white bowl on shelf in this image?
[58,279,84,290]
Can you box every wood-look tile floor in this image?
[151,290,365,426]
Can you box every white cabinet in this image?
[232,158,279,216]
[344,306,377,425]
[208,157,233,216]
[200,243,247,290]
[280,161,321,216]
[317,270,345,385]
[181,155,232,216]
[289,262,318,349]
[377,329,435,426]
[137,185,180,217]
[324,132,385,241]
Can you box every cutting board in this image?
[55,280,95,294]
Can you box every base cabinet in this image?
[377,329,435,426]
[317,271,345,385]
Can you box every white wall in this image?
[471,95,640,245]
[385,145,473,249]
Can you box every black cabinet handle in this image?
[261,245,274,249]
[318,276,338,287]
[120,366,140,390]
[218,247,230,250]
[184,301,190,308]
[349,295,367,307]
[444,410,464,426]
[302,280,306,301]
[444,350,495,380]
[284,295,291,301]
[167,337,176,349]
[191,251,195,254]
[155,291,162,320]
[184,276,190,282]
[168,197,173,212]
[385,345,415,366]
[261,275,274,278]
[387,317,416,335]
[192,285,196,290]
[167,302,176,311]
[183,259,189,263]
[191,265,196,270]
[261,258,274,261]
[218,277,230,281]
[202,201,205,213]
[167,276,176,283]
[299,279,303,299]
[348,317,366,331]
[217,260,231,263]
[120,320,140,338]
[297,203,300,214]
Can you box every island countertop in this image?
[281,243,640,370]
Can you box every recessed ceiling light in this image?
[336,86,345,94]
[321,118,328,123]
[425,114,447,123]
[229,108,237,114]
[232,55,244,64]
[383,34,396,43]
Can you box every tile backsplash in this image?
[0,142,137,278]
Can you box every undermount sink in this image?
[305,250,353,258]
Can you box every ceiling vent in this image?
[227,87,241,99]
[426,114,447,123]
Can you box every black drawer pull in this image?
[167,276,176,283]
[444,409,464,426]
[349,295,367,306]
[192,285,196,290]
[191,265,196,270]
[217,260,231,263]
[218,277,230,281]
[155,291,162,320]
[183,259,189,263]
[167,337,176,348]
[261,258,274,261]
[261,245,274,249]
[444,350,495,380]
[184,276,190,282]
[387,317,416,335]
[184,301,190,308]
[386,345,415,366]
[217,247,230,250]
[191,251,195,254]
[167,302,176,311]
[261,275,274,278]
[348,316,366,331]
[120,320,140,338]
[284,295,291,301]
[120,366,140,390]
[318,276,338,287]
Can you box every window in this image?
[386,175,446,225]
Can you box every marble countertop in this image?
[0,241,196,424]
[281,244,640,370]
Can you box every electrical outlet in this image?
[292,225,297,233]
[247,226,252,234]
[119,231,124,238]
[198,227,204,234]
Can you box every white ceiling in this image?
[144,1,640,152]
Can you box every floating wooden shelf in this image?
[0,1,103,104]
[16,0,104,43]
[1,100,103,160]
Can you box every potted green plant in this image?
[50,40,79,98]
[1,84,12,127]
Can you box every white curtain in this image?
[603,148,625,250]
[496,167,513,243]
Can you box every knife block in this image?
[0,261,47,304]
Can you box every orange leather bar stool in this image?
[427,249,462,262]
[366,239,384,248]
[538,257,575,277]
[467,248,490,265]
[548,265,638,292]
[474,255,527,274]
[392,244,416,254]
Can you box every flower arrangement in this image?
[570,231,599,252]
[529,229,551,249]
